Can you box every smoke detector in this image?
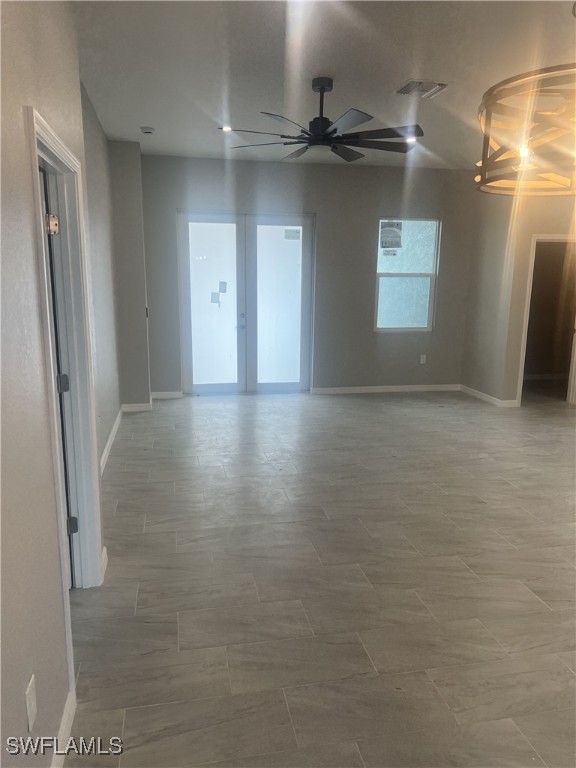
[395,80,448,99]
[140,126,155,135]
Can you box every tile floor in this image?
[68,392,575,767]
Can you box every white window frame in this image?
[374,218,441,333]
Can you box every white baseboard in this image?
[122,403,153,412]
[152,391,183,399]
[460,385,519,408]
[99,546,108,584]
[311,384,461,395]
[99,408,122,475]
[50,689,76,768]
[310,383,519,408]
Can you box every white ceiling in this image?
[75,1,575,169]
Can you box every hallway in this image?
[69,393,575,767]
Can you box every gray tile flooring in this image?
[68,392,575,767]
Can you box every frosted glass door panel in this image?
[256,226,302,384]
[189,222,238,385]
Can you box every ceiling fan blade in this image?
[330,144,365,162]
[221,128,302,139]
[326,108,373,136]
[341,125,424,141]
[344,139,415,153]
[261,112,312,136]
[230,141,302,148]
[284,146,309,160]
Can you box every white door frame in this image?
[177,210,315,394]
[516,234,576,404]
[568,313,576,406]
[26,106,104,603]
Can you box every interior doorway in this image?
[28,107,103,591]
[178,213,314,394]
[39,164,78,583]
[522,240,576,403]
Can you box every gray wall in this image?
[141,156,479,392]
[1,2,83,761]
[81,86,122,454]
[109,141,151,405]
[462,194,575,400]
[460,195,513,398]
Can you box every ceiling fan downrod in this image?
[310,77,334,135]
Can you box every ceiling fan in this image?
[219,77,423,162]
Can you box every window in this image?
[375,219,440,332]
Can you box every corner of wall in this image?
[108,140,152,409]
[99,408,122,475]
[50,690,77,768]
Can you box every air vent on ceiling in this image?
[395,80,448,99]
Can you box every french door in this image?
[178,213,314,394]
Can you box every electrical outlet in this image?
[420,354,427,364]
[25,675,37,733]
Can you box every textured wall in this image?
[141,156,477,392]
[460,195,513,399]
[81,86,122,454]
[1,3,83,761]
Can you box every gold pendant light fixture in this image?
[475,63,576,195]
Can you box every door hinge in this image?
[56,373,70,393]
[145,306,149,318]
[45,213,59,236]
[67,517,79,535]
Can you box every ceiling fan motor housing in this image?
[308,115,333,138]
